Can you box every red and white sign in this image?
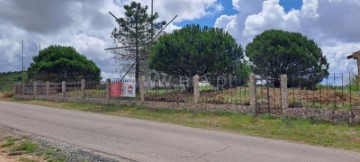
[110,82,122,97]
[110,81,136,97]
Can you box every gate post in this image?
[281,74,288,115]
[249,74,257,116]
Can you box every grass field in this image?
[8,98,360,152]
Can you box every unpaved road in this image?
[0,101,359,162]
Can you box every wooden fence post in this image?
[249,74,257,116]
[193,74,200,104]
[62,81,66,98]
[281,74,288,115]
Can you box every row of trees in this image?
[112,1,329,89]
[27,1,329,90]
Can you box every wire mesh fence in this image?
[288,74,360,109]
[24,83,33,95]
[198,76,250,105]
[145,76,193,102]
[11,73,360,110]
[36,82,47,95]
[49,82,62,96]
[65,81,82,98]
[85,80,107,99]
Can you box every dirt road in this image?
[0,101,359,162]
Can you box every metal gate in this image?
[255,77,282,115]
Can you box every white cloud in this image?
[0,0,220,77]
[243,0,301,38]
[215,0,360,75]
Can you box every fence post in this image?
[62,81,66,98]
[106,79,110,100]
[46,81,50,96]
[140,76,145,103]
[13,84,16,95]
[22,82,25,95]
[81,79,85,99]
[33,81,37,96]
[249,74,257,116]
[281,74,288,115]
[193,74,200,104]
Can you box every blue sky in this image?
[175,0,303,27]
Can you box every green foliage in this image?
[348,75,359,91]
[112,1,165,81]
[12,140,38,153]
[149,24,245,78]
[246,29,329,88]
[27,45,101,82]
[0,71,26,92]
[1,136,15,147]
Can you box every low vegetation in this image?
[0,71,26,92]
[11,99,360,152]
[0,135,54,162]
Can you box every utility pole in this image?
[21,40,24,71]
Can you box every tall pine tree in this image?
[111,1,165,88]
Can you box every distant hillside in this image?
[0,71,27,92]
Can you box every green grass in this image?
[1,136,16,147]
[13,99,360,152]
[12,140,38,153]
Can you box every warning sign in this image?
[110,82,122,97]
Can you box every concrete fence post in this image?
[140,76,145,103]
[22,82,25,95]
[81,79,86,99]
[62,81,66,98]
[193,74,200,104]
[280,74,288,115]
[106,79,110,100]
[249,74,257,116]
[33,81,37,96]
[13,84,16,95]
[46,81,50,95]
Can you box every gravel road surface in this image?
[0,101,359,162]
